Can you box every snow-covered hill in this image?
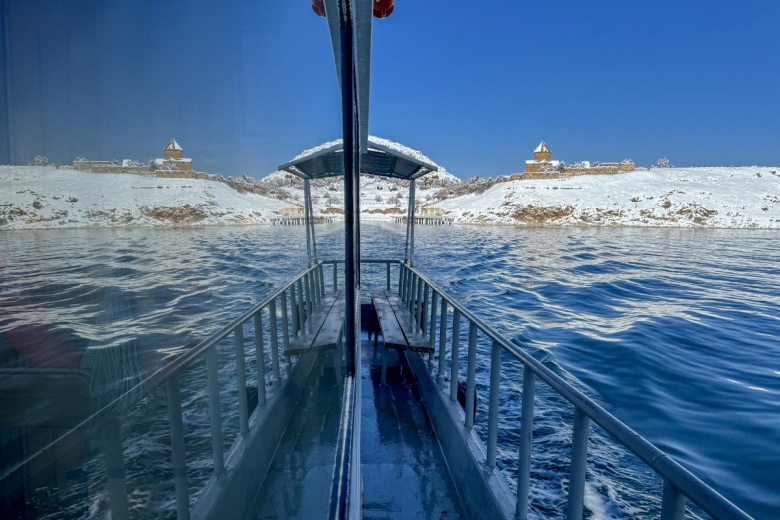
[2,164,779,230]
[0,166,291,229]
[437,167,780,228]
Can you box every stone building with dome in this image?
[154,138,193,172]
[72,138,208,179]
[524,140,562,173]
[520,140,635,180]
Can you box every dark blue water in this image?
[1,224,777,518]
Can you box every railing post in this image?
[269,298,281,387]
[296,278,305,325]
[319,262,325,297]
[429,291,438,347]
[205,347,225,477]
[234,326,249,436]
[103,416,129,520]
[386,261,391,290]
[421,284,429,333]
[333,262,338,291]
[302,274,310,318]
[406,269,413,307]
[567,408,590,520]
[415,277,424,325]
[486,340,501,469]
[450,309,461,402]
[465,322,478,430]
[437,297,447,385]
[254,312,266,407]
[314,265,322,302]
[408,269,415,307]
[306,271,314,315]
[399,263,405,297]
[661,479,687,520]
[516,365,535,520]
[166,373,190,520]
[290,285,299,335]
[315,267,320,303]
[281,291,290,356]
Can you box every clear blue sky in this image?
[4,0,779,178]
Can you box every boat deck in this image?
[361,336,464,519]
[247,333,465,519]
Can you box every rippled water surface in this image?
[1,224,778,518]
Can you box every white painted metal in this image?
[465,322,478,430]
[254,313,266,408]
[450,309,461,402]
[235,326,250,436]
[103,417,129,520]
[205,347,225,476]
[661,479,687,520]
[486,340,501,469]
[166,373,190,520]
[567,408,590,520]
[268,299,281,388]
[516,366,535,519]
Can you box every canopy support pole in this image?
[304,179,313,267]
[304,180,318,263]
[406,179,416,267]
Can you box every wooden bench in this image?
[370,289,434,384]
[285,290,345,381]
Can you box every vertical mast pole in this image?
[340,0,358,375]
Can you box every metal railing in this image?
[1,262,329,520]
[392,261,750,520]
[2,257,751,519]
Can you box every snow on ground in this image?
[3,165,779,230]
[436,167,780,228]
[0,166,292,230]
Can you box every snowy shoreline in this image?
[2,165,779,231]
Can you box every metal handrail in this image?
[2,257,750,519]
[1,261,327,520]
[398,261,750,520]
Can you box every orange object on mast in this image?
[373,0,394,18]
[311,0,326,17]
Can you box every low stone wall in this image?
[520,171,561,180]
[154,170,210,180]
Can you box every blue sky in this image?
[4,0,779,178]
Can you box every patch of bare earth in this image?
[322,207,345,214]
[363,207,404,214]
[578,208,625,223]
[511,205,574,224]
[676,204,718,225]
[26,210,69,224]
[639,209,678,222]
[141,204,208,223]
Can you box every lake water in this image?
[1,223,777,518]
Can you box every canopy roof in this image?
[279,137,438,181]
